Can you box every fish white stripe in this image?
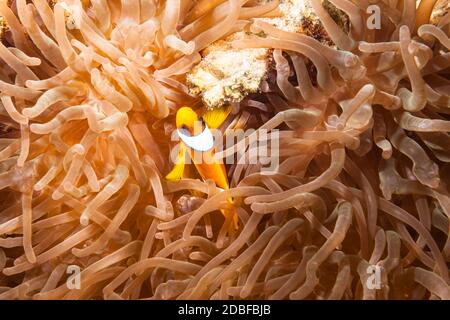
[177,125,214,152]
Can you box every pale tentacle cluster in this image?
[0,0,449,300]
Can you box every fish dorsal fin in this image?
[202,105,232,129]
[165,143,187,181]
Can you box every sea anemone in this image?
[0,0,449,300]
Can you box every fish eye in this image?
[180,124,190,136]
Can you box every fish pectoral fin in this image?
[202,105,232,129]
[228,198,239,229]
[165,143,187,181]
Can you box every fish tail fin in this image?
[202,105,232,129]
[220,207,239,230]
[232,208,239,230]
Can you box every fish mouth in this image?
[177,124,215,152]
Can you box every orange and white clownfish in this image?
[165,105,239,229]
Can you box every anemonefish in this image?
[165,105,239,229]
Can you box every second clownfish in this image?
[165,105,239,229]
